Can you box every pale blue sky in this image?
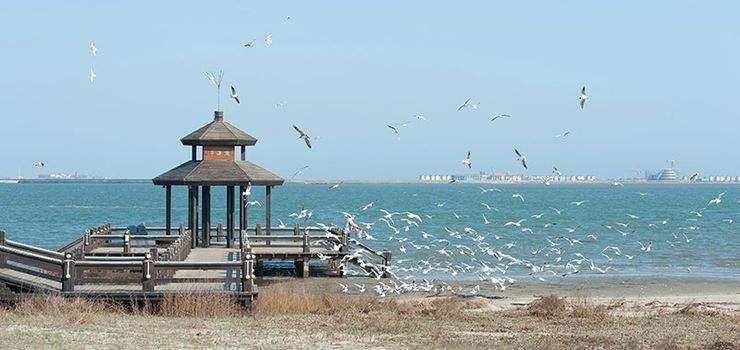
[0,1,738,180]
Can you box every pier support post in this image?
[239,185,246,232]
[226,185,234,248]
[188,186,198,249]
[241,247,255,293]
[201,186,211,248]
[142,252,155,292]
[216,224,224,243]
[301,257,309,278]
[165,185,172,235]
[381,251,392,278]
[265,186,272,245]
[123,233,131,254]
[61,252,75,292]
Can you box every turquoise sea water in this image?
[0,182,738,282]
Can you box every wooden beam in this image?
[202,186,211,248]
[226,186,235,248]
[165,185,172,235]
[239,185,245,231]
[240,146,246,160]
[265,186,272,237]
[191,145,197,160]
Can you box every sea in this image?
[0,182,738,282]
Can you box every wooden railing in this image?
[0,228,255,294]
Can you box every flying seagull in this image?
[555,131,571,139]
[230,86,240,104]
[462,151,472,168]
[491,114,512,122]
[553,167,562,176]
[204,72,218,87]
[292,125,311,149]
[264,34,273,46]
[689,172,700,181]
[514,148,528,169]
[33,161,45,167]
[243,39,256,48]
[457,98,471,111]
[89,68,96,82]
[387,125,399,135]
[291,165,309,179]
[579,86,589,109]
[90,42,98,56]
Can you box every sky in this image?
[0,1,738,180]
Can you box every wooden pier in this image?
[0,223,391,304]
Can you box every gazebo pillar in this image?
[165,185,172,235]
[188,186,198,248]
[191,146,197,160]
[239,185,246,231]
[201,186,211,248]
[265,186,272,236]
[226,186,235,248]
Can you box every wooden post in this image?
[240,146,246,160]
[265,186,272,245]
[216,224,224,243]
[340,230,348,253]
[226,185,234,248]
[301,257,309,278]
[165,185,172,235]
[241,247,254,293]
[302,231,310,253]
[293,224,300,236]
[381,250,392,278]
[191,145,197,160]
[142,252,155,292]
[179,224,185,236]
[123,232,131,253]
[202,186,211,248]
[61,252,75,292]
[0,230,5,266]
[256,224,262,236]
[189,186,198,249]
[239,185,246,232]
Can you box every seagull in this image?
[242,183,252,197]
[613,181,624,186]
[329,183,341,190]
[33,161,45,167]
[482,214,491,225]
[90,42,98,56]
[514,148,528,169]
[555,131,571,139]
[247,200,262,207]
[291,165,309,179]
[89,68,96,82]
[338,283,349,293]
[570,201,586,206]
[549,207,562,215]
[689,173,700,181]
[414,114,426,120]
[579,86,589,109]
[707,192,725,206]
[457,98,472,111]
[264,34,273,46]
[462,151,472,168]
[491,114,512,122]
[361,202,374,211]
[553,167,562,176]
[230,86,240,104]
[637,241,652,252]
[243,39,256,47]
[481,203,498,211]
[204,72,218,87]
[292,125,312,149]
[512,193,525,202]
[387,125,400,135]
[504,219,526,227]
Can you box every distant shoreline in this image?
[1,178,739,185]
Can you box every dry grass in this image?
[12,295,113,324]
[527,294,610,320]
[158,293,243,318]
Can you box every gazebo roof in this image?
[181,111,258,146]
[153,160,284,186]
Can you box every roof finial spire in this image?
[214,110,224,121]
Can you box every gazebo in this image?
[153,110,284,248]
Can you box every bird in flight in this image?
[689,172,700,181]
[514,148,528,169]
[707,192,725,206]
[230,86,240,104]
[579,86,589,109]
[553,167,562,176]
[90,42,98,56]
[457,98,478,111]
[555,131,571,139]
[264,34,273,46]
[89,68,96,82]
[387,125,399,135]
[292,125,312,149]
[462,151,472,169]
[490,114,512,122]
[204,72,218,87]
[243,39,256,48]
[33,161,45,167]
[291,165,309,179]
[512,193,525,202]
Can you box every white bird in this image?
[637,241,652,252]
[243,39,256,47]
[415,114,426,120]
[555,131,571,139]
[482,214,491,225]
[387,125,400,135]
[90,42,98,56]
[549,207,562,215]
[514,148,528,169]
[338,283,349,293]
[329,183,341,190]
[361,202,374,211]
[504,219,526,227]
[292,125,312,149]
[490,114,512,122]
[457,98,477,111]
[204,71,218,87]
[707,192,725,206]
[33,161,45,167]
[462,151,472,168]
[89,68,96,82]
[247,201,261,207]
[613,181,624,186]
[230,86,240,104]
[570,201,586,206]
[480,203,498,211]
[264,34,273,46]
[579,86,589,109]
[552,167,562,176]
[512,193,525,202]
[531,213,544,219]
